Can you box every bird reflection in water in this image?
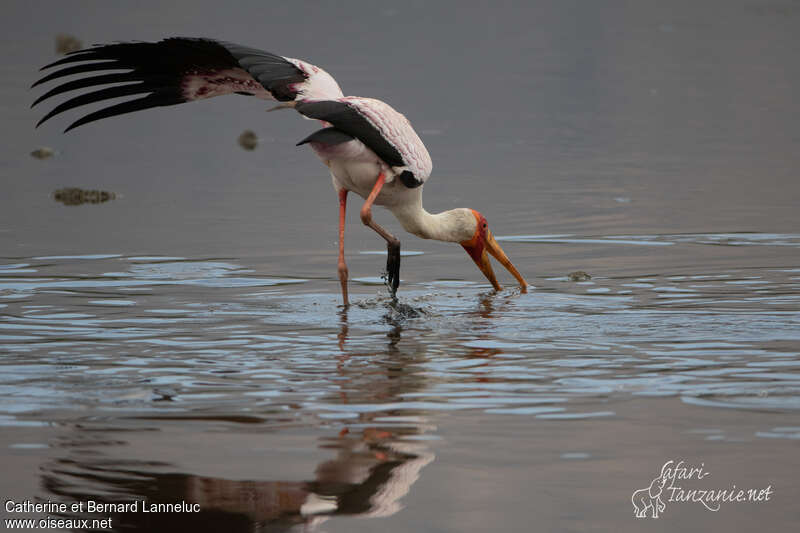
[41,423,434,532]
[41,311,439,532]
[38,292,517,531]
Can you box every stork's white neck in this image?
[388,191,475,243]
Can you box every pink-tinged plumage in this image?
[338,97,432,184]
[32,37,528,306]
[181,68,274,101]
[284,58,344,100]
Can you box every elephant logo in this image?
[631,461,672,519]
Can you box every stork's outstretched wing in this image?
[32,37,432,185]
[32,37,343,131]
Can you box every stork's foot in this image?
[385,240,401,297]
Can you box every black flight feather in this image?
[64,92,185,132]
[32,72,145,107]
[397,170,423,188]
[32,62,128,88]
[296,127,355,146]
[220,41,306,102]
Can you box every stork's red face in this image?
[460,210,528,292]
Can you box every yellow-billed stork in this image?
[32,37,528,306]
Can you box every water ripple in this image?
[498,232,800,248]
[0,252,798,426]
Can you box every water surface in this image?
[1,1,799,531]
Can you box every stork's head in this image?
[460,210,528,292]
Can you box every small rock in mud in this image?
[53,187,116,206]
[55,34,83,55]
[238,130,258,150]
[568,271,592,282]
[30,147,55,159]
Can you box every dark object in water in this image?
[568,271,592,282]
[238,130,258,150]
[53,187,116,206]
[30,147,55,159]
[55,34,83,55]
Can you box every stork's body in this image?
[33,37,527,306]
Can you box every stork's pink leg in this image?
[359,173,401,296]
[337,189,349,307]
